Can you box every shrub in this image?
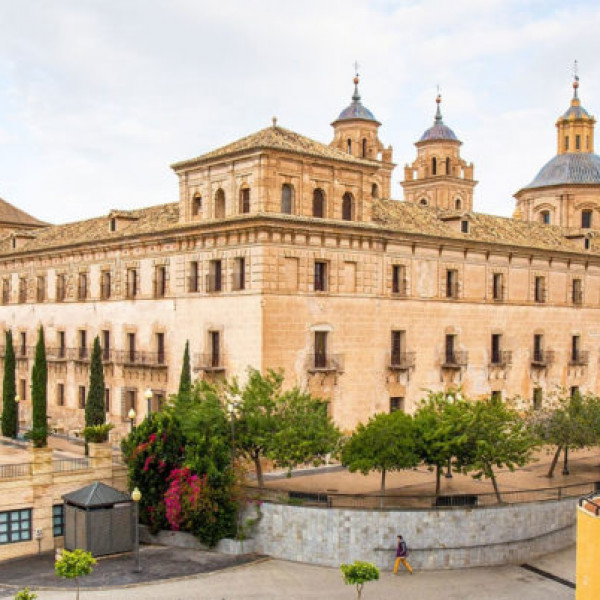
[14,589,38,600]
[340,561,380,599]
[82,423,114,443]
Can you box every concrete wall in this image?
[251,499,577,570]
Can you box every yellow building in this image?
[576,494,600,599]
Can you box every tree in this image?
[413,391,469,497]
[459,395,536,503]
[341,411,419,497]
[1,330,17,438]
[84,336,106,454]
[229,369,341,487]
[178,340,192,399]
[29,326,47,448]
[14,589,37,600]
[55,549,96,600]
[340,561,380,600]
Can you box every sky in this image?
[1,0,600,224]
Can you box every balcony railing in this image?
[569,350,589,366]
[388,351,415,370]
[531,349,554,367]
[306,354,344,373]
[194,353,226,372]
[115,350,167,368]
[441,351,468,368]
[46,347,69,362]
[70,347,90,362]
[489,350,512,368]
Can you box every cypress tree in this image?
[85,336,106,428]
[178,340,192,399]
[1,330,17,438]
[31,326,48,448]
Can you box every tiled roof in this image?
[0,197,47,228]
[520,152,600,191]
[171,126,380,169]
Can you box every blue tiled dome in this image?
[522,152,600,189]
[562,104,590,119]
[334,78,379,124]
[418,98,459,143]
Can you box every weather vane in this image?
[354,60,360,77]
[573,60,579,82]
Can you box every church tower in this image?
[401,94,476,211]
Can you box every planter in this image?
[216,537,256,555]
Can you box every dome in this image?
[418,96,459,143]
[522,152,600,190]
[333,77,379,124]
[562,104,590,120]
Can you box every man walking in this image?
[393,534,413,575]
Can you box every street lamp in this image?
[144,388,153,418]
[14,395,20,439]
[131,487,142,573]
[128,408,136,433]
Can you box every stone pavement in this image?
[0,546,575,600]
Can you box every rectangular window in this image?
[492,273,504,301]
[314,331,327,369]
[127,333,136,363]
[78,330,87,360]
[58,331,66,359]
[56,274,66,302]
[126,268,138,299]
[0,509,32,544]
[390,397,405,413]
[101,271,111,300]
[154,265,167,298]
[445,334,455,364]
[392,265,406,296]
[210,331,220,367]
[102,330,110,362]
[52,505,64,537]
[104,388,110,413]
[19,332,26,357]
[391,330,405,366]
[77,272,88,300]
[233,257,246,291]
[2,279,9,304]
[572,279,582,304]
[565,135,569,151]
[208,260,222,292]
[188,261,199,292]
[491,334,501,364]
[19,379,26,402]
[78,386,86,409]
[57,383,64,407]
[314,261,327,292]
[572,335,580,362]
[491,390,502,402]
[582,210,592,229]
[36,276,45,302]
[156,332,165,365]
[446,269,458,298]
[534,276,546,303]
[461,220,469,233]
[533,334,543,363]
[533,387,543,411]
[18,277,27,303]
[570,386,580,399]
[576,134,581,150]
[126,389,137,413]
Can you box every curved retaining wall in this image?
[251,499,577,570]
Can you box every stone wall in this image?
[250,499,577,570]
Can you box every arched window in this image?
[281,184,294,214]
[582,209,592,229]
[371,183,379,199]
[342,192,354,221]
[455,198,461,210]
[540,210,550,225]
[446,157,451,175]
[419,198,428,206]
[432,157,437,175]
[313,189,325,218]
[362,138,367,158]
[346,139,352,155]
[214,189,226,219]
[239,188,250,214]
[192,195,202,216]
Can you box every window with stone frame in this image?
[313,189,325,218]
[36,275,46,302]
[492,273,505,301]
[77,272,88,300]
[281,184,294,214]
[100,271,111,300]
[534,276,546,303]
[341,192,354,221]
[314,261,328,292]
[239,187,250,214]
[126,268,138,299]
[581,210,592,229]
[572,278,583,305]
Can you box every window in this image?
[392,265,406,296]
[576,134,581,150]
[210,331,221,367]
[188,261,199,292]
[492,273,504,301]
[208,259,222,292]
[571,335,581,363]
[77,272,88,300]
[341,193,354,221]
[78,386,86,409]
[215,189,226,219]
[391,330,406,366]
[445,334,455,364]
[565,136,569,151]
[53,505,64,537]
[281,184,293,214]
[101,271,111,300]
[491,390,502,402]
[533,334,544,363]
[461,220,469,233]
[540,210,550,225]
[240,188,250,214]
[19,332,26,357]
[102,330,110,362]
[362,138,367,158]
[192,195,202,216]
[371,183,379,199]
[156,333,165,365]
[0,509,32,544]
[572,279,583,305]
[582,210,592,229]
[390,397,405,413]
[446,269,458,298]
[446,157,450,175]
[314,261,327,292]
[233,257,245,291]
[533,387,543,410]
[19,379,26,402]
[58,331,66,359]
[18,277,27,303]
[2,279,9,304]
[154,265,167,298]
[36,276,45,302]
[455,198,461,210]
[491,334,502,365]
[534,276,546,303]
[432,157,437,175]
[127,333,136,363]
[585,237,591,250]
[105,388,110,413]
[346,139,352,154]
[126,389,137,415]
[419,198,428,206]
[314,331,328,369]
[57,383,64,407]
[570,386,580,400]
[78,330,87,360]
[56,274,66,302]
[126,268,138,299]
[313,189,325,218]
[110,217,117,232]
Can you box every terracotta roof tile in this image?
[0,197,47,228]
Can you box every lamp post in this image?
[128,408,136,433]
[14,394,20,439]
[144,388,153,418]
[445,394,455,479]
[131,487,142,573]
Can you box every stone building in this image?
[1,75,600,436]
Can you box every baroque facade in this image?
[1,75,600,436]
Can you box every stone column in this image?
[31,446,54,553]
[88,442,113,482]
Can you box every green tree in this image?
[1,330,17,438]
[54,549,96,600]
[29,326,47,448]
[84,336,106,454]
[413,391,469,497]
[14,589,37,600]
[460,395,536,503]
[178,340,192,400]
[341,411,419,497]
[340,561,380,600]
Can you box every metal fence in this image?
[0,463,31,479]
[244,480,600,510]
[52,458,91,473]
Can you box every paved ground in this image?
[0,546,576,599]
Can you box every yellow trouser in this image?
[393,557,412,573]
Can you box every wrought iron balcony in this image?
[531,349,554,367]
[306,354,344,373]
[194,353,226,372]
[115,350,167,368]
[46,347,69,362]
[489,350,512,368]
[70,347,90,362]
[441,351,468,369]
[569,350,589,366]
[388,351,416,370]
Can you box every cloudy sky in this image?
[0,0,599,224]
